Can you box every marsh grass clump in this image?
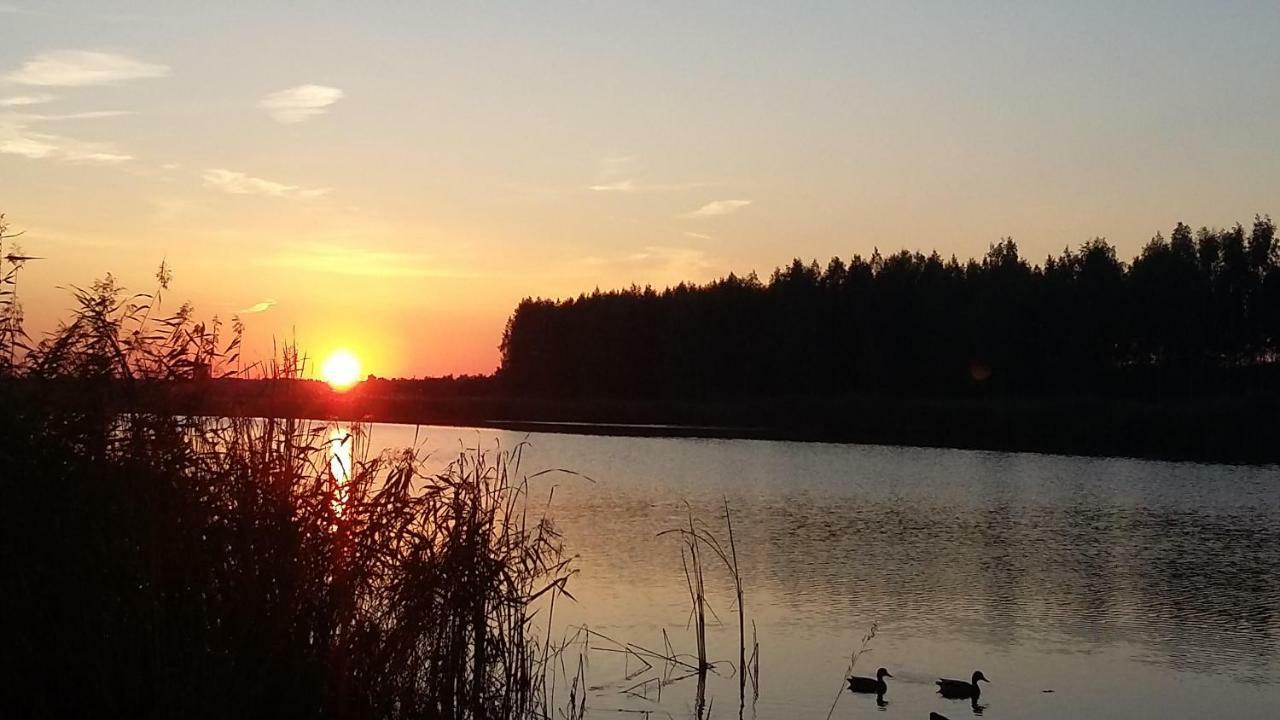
[1,269,573,719]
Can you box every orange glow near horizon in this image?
[321,349,363,391]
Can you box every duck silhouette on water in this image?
[847,667,893,695]
[936,670,988,700]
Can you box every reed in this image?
[0,213,34,372]
[2,270,574,719]
[657,499,756,717]
[823,621,879,720]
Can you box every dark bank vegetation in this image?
[489,218,1280,462]
[0,248,575,719]
[499,218,1280,398]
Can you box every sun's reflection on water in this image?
[328,425,352,516]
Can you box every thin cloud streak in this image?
[589,180,636,192]
[238,299,277,314]
[260,85,344,124]
[5,50,169,87]
[202,168,330,199]
[23,110,134,121]
[0,94,56,107]
[0,135,57,158]
[66,150,132,163]
[0,117,133,163]
[589,179,707,193]
[682,199,751,218]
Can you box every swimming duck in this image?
[929,713,951,720]
[847,667,893,694]
[936,670,988,699]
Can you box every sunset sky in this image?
[4,1,1278,377]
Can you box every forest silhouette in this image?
[499,218,1280,399]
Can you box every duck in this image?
[847,667,893,694]
[929,714,951,720]
[936,670,988,699]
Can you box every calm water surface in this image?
[360,423,1280,720]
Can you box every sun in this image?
[321,349,362,391]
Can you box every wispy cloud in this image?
[22,110,133,121]
[0,116,132,163]
[589,179,636,192]
[202,168,330,199]
[0,134,57,158]
[5,50,169,87]
[0,94,55,107]
[683,231,713,240]
[238,299,277,314]
[260,84,344,124]
[65,149,132,163]
[682,199,751,218]
[589,179,707,193]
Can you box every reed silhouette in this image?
[825,621,879,720]
[0,267,575,719]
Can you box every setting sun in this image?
[321,349,362,390]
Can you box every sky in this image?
[2,1,1279,377]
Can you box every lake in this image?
[356,422,1280,720]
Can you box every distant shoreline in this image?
[434,409,1280,466]
[130,380,1280,464]
[9,377,1278,464]
[479,419,763,435]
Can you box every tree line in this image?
[499,218,1280,398]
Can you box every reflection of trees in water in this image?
[752,497,1280,679]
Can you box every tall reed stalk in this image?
[824,621,878,720]
[0,213,35,373]
[658,499,756,718]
